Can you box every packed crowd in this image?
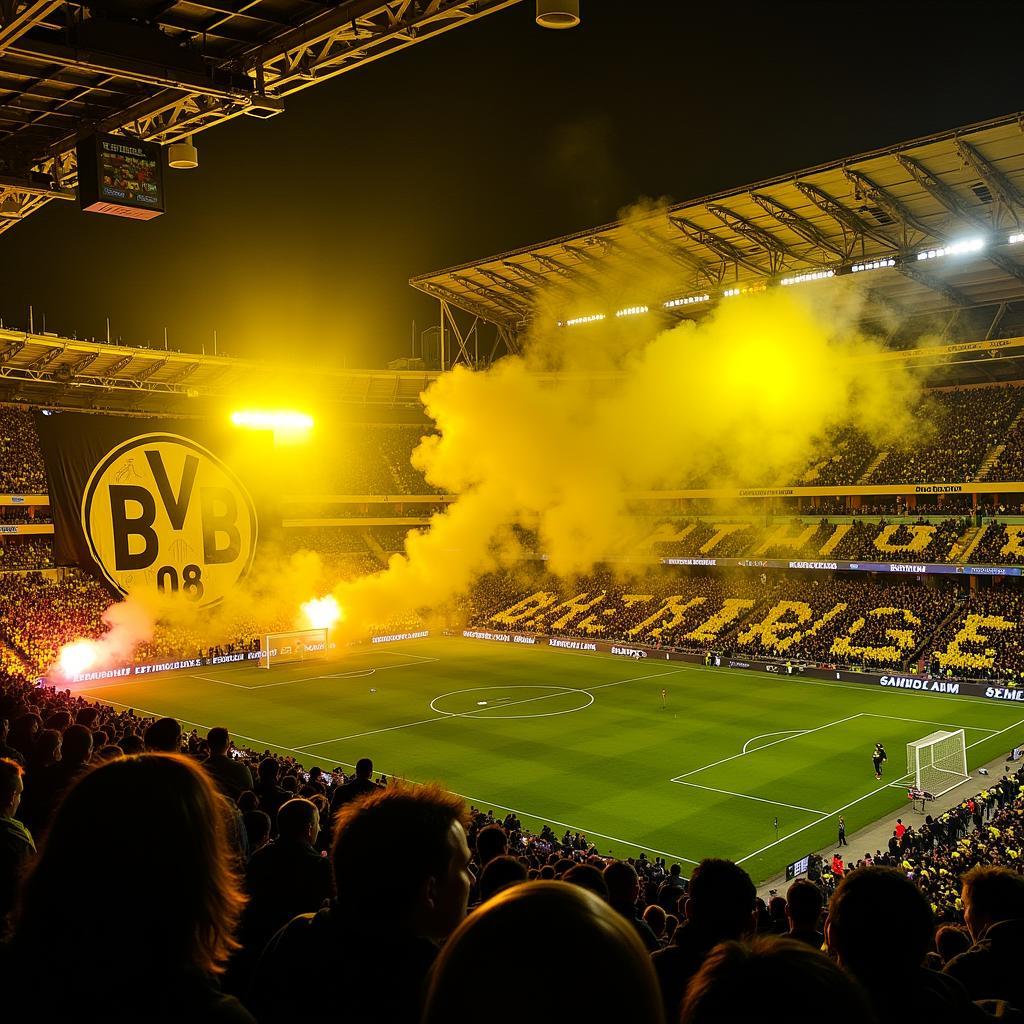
[869,387,1022,485]
[474,569,974,672]
[2,668,1024,1022]
[970,522,1024,566]
[315,424,440,495]
[0,408,46,494]
[0,536,52,570]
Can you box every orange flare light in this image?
[57,639,100,677]
[300,595,343,630]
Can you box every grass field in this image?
[77,637,1024,882]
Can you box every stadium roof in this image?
[410,111,1024,347]
[0,0,521,235]
[0,326,437,413]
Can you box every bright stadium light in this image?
[851,257,897,273]
[664,293,710,309]
[915,237,985,261]
[615,305,649,318]
[780,270,835,287]
[230,410,314,433]
[1009,232,1024,245]
[561,313,605,327]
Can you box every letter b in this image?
[109,485,158,570]
[201,486,241,564]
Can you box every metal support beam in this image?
[668,215,768,275]
[705,204,800,275]
[751,192,848,259]
[956,138,1024,230]
[793,180,898,251]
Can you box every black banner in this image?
[35,413,270,608]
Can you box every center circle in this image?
[430,685,594,720]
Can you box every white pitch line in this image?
[296,666,685,750]
[671,714,865,781]
[671,779,828,815]
[860,712,998,734]
[736,712,1024,866]
[78,693,700,866]
[742,729,808,754]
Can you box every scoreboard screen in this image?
[77,133,165,221]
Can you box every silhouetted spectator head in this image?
[422,882,664,1023]
[479,855,528,903]
[9,713,40,755]
[681,936,876,1024]
[206,727,230,756]
[60,724,92,767]
[562,863,609,899]
[934,923,971,964]
[237,790,258,813]
[11,754,245,976]
[35,729,61,764]
[354,757,373,780]
[0,757,24,818]
[331,782,471,941]
[669,863,683,878]
[768,894,787,927]
[644,903,667,940]
[827,867,933,978]
[961,864,1024,940]
[603,860,640,914]
[74,707,98,729]
[243,809,271,853]
[96,745,122,762]
[257,758,279,784]
[539,864,556,880]
[786,878,823,931]
[684,858,756,942]
[118,734,143,755]
[277,797,319,845]
[143,717,181,752]
[44,711,71,733]
[476,823,508,865]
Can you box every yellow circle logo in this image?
[81,433,257,607]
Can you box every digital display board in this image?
[77,133,164,220]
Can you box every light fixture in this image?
[851,257,896,273]
[780,269,836,286]
[1009,232,1024,245]
[615,305,649,318]
[561,313,605,327]
[664,294,710,308]
[915,237,985,261]
[168,136,198,169]
[167,136,198,169]
[536,0,580,28]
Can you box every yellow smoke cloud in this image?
[329,284,923,637]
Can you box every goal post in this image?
[906,729,969,799]
[260,628,329,670]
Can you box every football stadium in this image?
[4,2,1024,1021]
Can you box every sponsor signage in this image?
[548,638,598,652]
[659,556,1022,577]
[461,629,536,645]
[610,645,647,659]
[372,630,430,644]
[0,495,47,506]
[0,524,53,535]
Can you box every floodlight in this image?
[536,0,580,28]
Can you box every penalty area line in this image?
[671,779,828,816]
[736,712,1024,866]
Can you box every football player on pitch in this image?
[872,742,887,780]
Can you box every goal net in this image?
[260,628,329,670]
[906,729,969,799]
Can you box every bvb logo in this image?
[82,433,257,608]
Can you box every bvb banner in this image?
[35,413,265,608]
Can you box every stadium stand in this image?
[0,409,46,493]
[2,663,1024,1020]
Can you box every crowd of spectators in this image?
[927,586,1024,682]
[0,408,46,493]
[3,666,1024,1021]
[869,387,1022,485]
[970,522,1024,566]
[0,536,52,570]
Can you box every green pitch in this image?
[77,637,1024,882]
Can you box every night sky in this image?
[1,1,1022,368]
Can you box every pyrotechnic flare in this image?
[300,594,343,631]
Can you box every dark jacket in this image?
[854,965,989,1024]
[243,838,334,953]
[785,926,825,950]
[0,816,34,924]
[247,905,438,1024]
[329,778,382,816]
[651,923,730,1023]
[203,754,254,801]
[944,917,1024,1008]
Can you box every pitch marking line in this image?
[294,666,685,750]
[671,780,828,816]
[735,712,1024,866]
[671,713,865,782]
[860,712,998,734]
[742,729,808,754]
[77,693,701,867]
